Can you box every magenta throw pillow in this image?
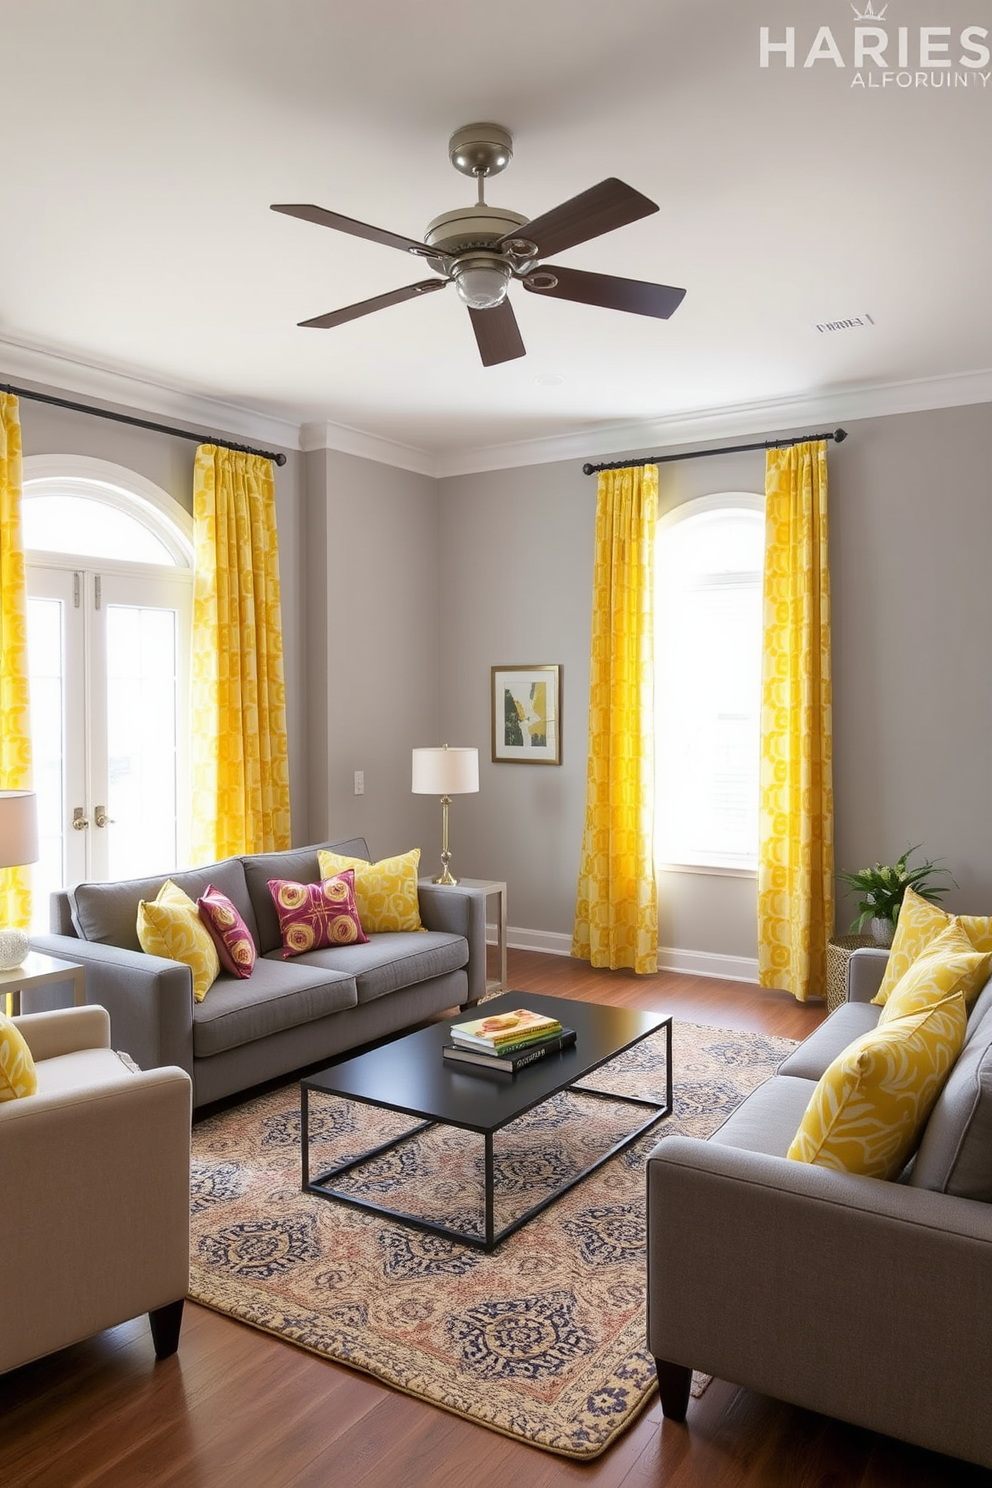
[197,885,257,979]
[267,871,369,959]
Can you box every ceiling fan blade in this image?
[468,299,526,367]
[271,204,449,266]
[523,265,685,320]
[298,279,447,329]
[502,179,658,260]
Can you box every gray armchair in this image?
[0,1005,192,1374]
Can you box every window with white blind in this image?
[655,494,763,871]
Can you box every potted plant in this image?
[838,845,955,947]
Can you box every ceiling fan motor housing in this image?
[424,204,529,262]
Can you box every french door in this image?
[26,560,191,929]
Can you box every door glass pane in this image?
[23,495,176,564]
[26,596,65,931]
[106,604,179,877]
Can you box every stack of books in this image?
[443,1007,576,1073]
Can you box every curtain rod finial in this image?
[582,462,595,475]
[833,428,848,444]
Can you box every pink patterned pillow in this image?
[197,885,257,979]
[267,871,369,959]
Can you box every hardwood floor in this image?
[2,951,988,1488]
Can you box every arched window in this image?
[22,457,193,922]
[655,494,763,871]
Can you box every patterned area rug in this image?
[189,1020,793,1460]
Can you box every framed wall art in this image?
[491,664,561,765]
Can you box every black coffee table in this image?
[300,992,672,1251]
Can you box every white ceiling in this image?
[2,0,991,473]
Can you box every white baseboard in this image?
[490,924,759,982]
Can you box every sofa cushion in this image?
[262,929,467,1004]
[241,839,371,955]
[776,1004,880,1082]
[318,848,423,933]
[197,885,257,978]
[191,958,358,1059]
[786,992,968,1179]
[268,871,368,958]
[137,880,220,1002]
[876,925,992,1020]
[873,920,991,1011]
[910,1003,992,1200]
[71,858,256,952]
[709,1075,818,1158]
[0,1013,37,1101]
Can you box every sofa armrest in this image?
[417,883,488,1006]
[14,1005,112,1060]
[647,1134,992,1464]
[0,1062,192,1374]
[846,945,889,1003]
[29,932,194,1077]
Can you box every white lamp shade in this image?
[0,789,39,869]
[411,747,479,796]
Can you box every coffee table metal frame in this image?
[301,993,672,1252]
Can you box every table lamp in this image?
[411,745,479,885]
[0,789,39,970]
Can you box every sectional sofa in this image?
[647,944,992,1468]
[30,837,487,1108]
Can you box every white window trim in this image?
[22,454,193,566]
[655,490,764,877]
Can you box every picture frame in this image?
[491,664,561,765]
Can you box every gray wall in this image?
[438,400,992,968]
[14,374,992,972]
[301,446,443,862]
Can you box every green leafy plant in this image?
[838,845,955,932]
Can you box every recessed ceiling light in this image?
[534,373,565,386]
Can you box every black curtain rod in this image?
[0,381,288,467]
[582,427,848,476]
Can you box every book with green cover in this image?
[443,1027,576,1072]
[449,1007,562,1052]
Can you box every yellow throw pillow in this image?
[0,1012,37,1101]
[872,886,952,1004]
[959,914,992,954]
[877,922,992,1022]
[137,879,220,1002]
[787,991,967,1179]
[317,848,423,932]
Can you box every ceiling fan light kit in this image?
[272,123,686,366]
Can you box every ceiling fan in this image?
[271,123,686,367]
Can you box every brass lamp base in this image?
[431,796,459,886]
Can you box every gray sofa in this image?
[647,946,992,1469]
[30,837,487,1109]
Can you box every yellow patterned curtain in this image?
[573,465,658,973]
[758,441,834,1001]
[190,446,291,862]
[0,394,32,927]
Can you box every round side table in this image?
[826,934,879,1013]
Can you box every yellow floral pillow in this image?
[876,922,992,1022]
[787,991,968,1178]
[318,848,423,933]
[872,886,952,1004]
[137,879,220,1002]
[959,914,992,954]
[0,1012,37,1101]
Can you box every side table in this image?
[0,950,87,1017]
[422,877,507,995]
[826,934,879,1013]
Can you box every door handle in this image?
[72,807,89,831]
[94,805,115,828]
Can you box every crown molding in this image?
[0,335,301,454]
[4,333,991,481]
[430,367,992,477]
[298,420,436,477]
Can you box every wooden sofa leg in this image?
[655,1358,692,1421]
[149,1299,185,1359]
